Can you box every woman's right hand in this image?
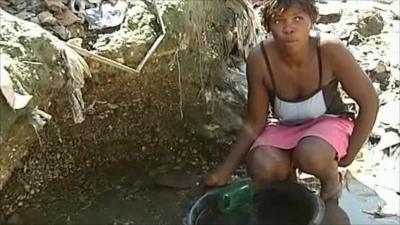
[201,168,231,188]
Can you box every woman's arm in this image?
[203,46,270,186]
[325,39,379,166]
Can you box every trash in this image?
[69,0,86,20]
[30,108,53,131]
[85,0,128,30]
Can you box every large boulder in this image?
[0,8,90,190]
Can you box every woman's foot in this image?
[320,172,342,200]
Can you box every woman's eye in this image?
[294,17,302,21]
[274,20,281,24]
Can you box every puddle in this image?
[8,162,400,225]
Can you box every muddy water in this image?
[9,161,400,225]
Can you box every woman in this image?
[203,0,379,200]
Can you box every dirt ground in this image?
[0,54,232,224]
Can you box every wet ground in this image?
[6,160,400,225]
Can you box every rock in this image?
[37,11,58,25]
[0,8,90,190]
[30,16,40,24]
[14,10,36,20]
[348,31,364,45]
[368,61,390,90]
[44,0,67,14]
[0,0,10,8]
[356,10,384,37]
[317,3,342,24]
[49,25,70,40]
[153,169,197,189]
[54,8,81,26]
[92,1,157,67]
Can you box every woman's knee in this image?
[246,147,291,182]
[294,137,337,175]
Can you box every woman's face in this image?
[268,6,313,47]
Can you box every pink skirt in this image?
[250,116,354,160]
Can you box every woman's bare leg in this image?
[293,137,341,200]
[246,146,292,183]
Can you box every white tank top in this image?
[274,90,327,125]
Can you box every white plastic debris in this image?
[85,0,128,30]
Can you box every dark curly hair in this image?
[263,0,319,32]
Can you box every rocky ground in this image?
[0,0,399,224]
[313,0,400,217]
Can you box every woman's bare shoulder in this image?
[317,33,362,80]
[318,33,347,54]
[247,38,274,63]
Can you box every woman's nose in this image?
[283,24,295,34]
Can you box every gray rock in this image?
[356,10,384,37]
[37,11,58,25]
[92,1,157,68]
[0,8,90,190]
[49,25,70,40]
[368,61,391,90]
[348,31,364,46]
